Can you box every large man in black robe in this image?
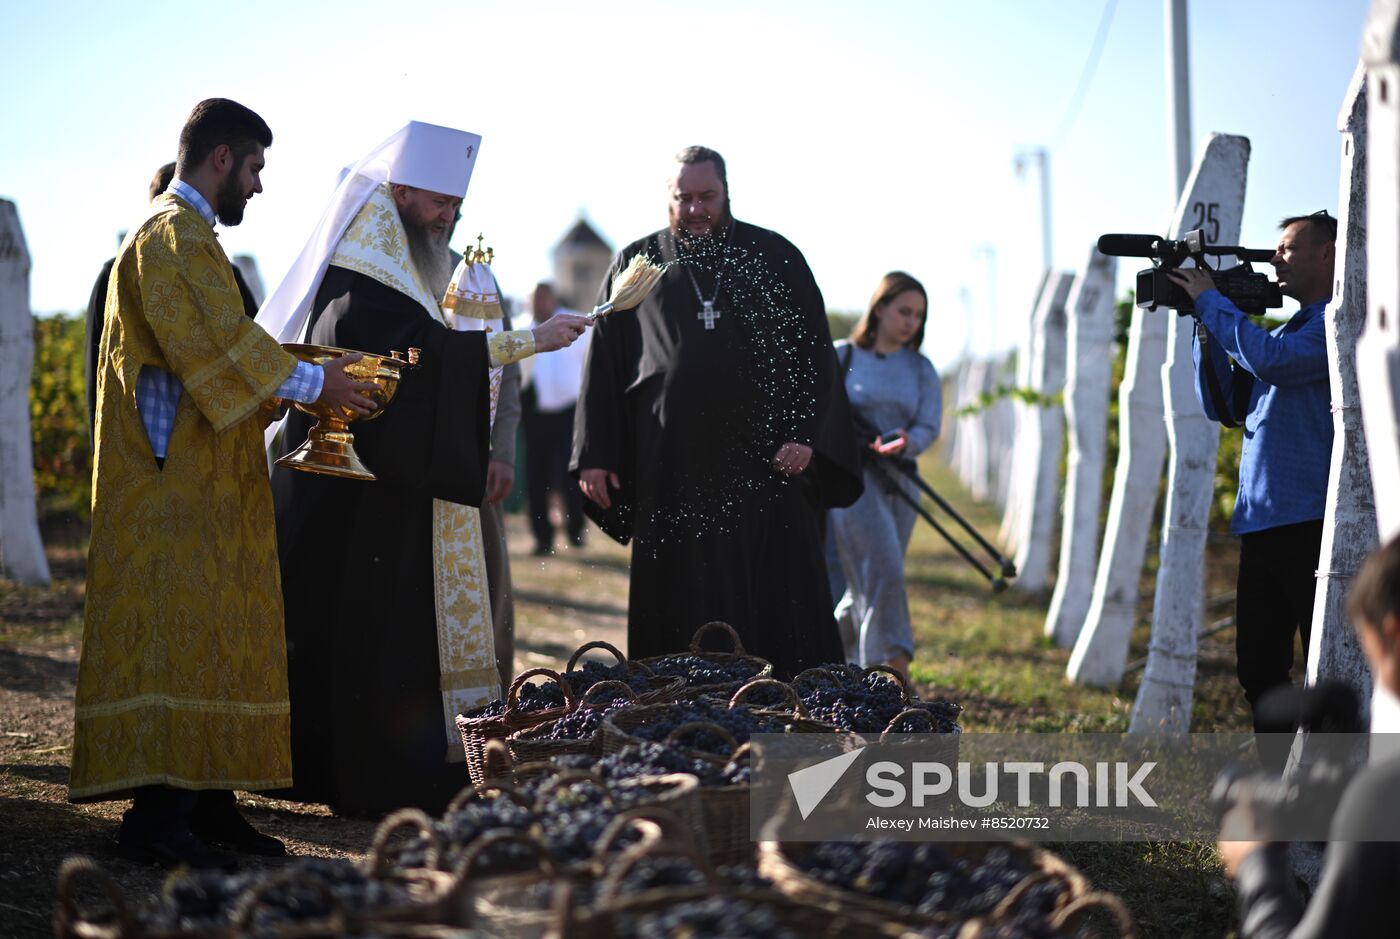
[573,146,862,679]
[269,161,588,817]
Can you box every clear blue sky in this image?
[0,0,1370,370]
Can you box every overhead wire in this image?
[1052,0,1120,147]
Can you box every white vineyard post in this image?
[1131,134,1252,733]
[1046,249,1118,646]
[0,200,51,585]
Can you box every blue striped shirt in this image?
[135,181,322,458]
[1191,290,1332,535]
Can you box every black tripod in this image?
[862,452,1017,592]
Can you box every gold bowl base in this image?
[275,424,376,481]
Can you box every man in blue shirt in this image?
[1168,211,1336,774]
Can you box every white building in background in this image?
[552,218,613,311]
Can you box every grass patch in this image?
[900,454,1245,936]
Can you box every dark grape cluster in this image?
[615,896,806,939]
[622,699,791,755]
[796,843,1066,923]
[460,679,572,719]
[514,694,636,742]
[400,794,536,872]
[559,660,657,699]
[790,667,962,734]
[554,741,748,788]
[644,654,765,688]
[140,858,412,934]
[914,921,1072,939]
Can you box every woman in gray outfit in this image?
[828,272,941,679]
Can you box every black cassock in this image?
[272,266,490,817]
[571,221,862,679]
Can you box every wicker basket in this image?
[55,857,183,939]
[457,667,577,785]
[895,891,1137,939]
[637,622,774,700]
[563,640,685,705]
[442,828,567,937]
[563,839,904,939]
[757,838,1096,931]
[694,741,756,867]
[600,695,839,762]
[508,679,640,765]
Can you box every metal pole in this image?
[1166,0,1193,199]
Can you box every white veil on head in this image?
[255,120,483,345]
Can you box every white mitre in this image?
[255,120,482,345]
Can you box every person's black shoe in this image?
[115,824,239,870]
[531,544,552,557]
[190,804,287,857]
[567,533,585,549]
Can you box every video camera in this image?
[1209,680,1367,842]
[1097,229,1283,316]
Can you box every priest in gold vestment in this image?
[258,121,589,816]
[70,99,377,867]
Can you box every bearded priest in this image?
[258,122,589,817]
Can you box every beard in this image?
[214,169,249,226]
[669,198,733,246]
[402,214,454,297]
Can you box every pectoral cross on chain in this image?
[698,300,721,330]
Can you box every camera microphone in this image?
[1096,233,1163,258]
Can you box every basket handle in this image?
[445,778,534,815]
[597,839,718,905]
[505,667,576,716]
[879,707,938,739]
[663,720,740,753]
[579,679,640,707]
[452,828,558,881]
[791,666,842,690]
[482,738,515,780]
[1048,891,1138,938]
[592,808,667,857]
[862,664,912,701]
[565,639,628,672]
[988,868,1073,922]
[367,807,439,876]
[532,768,616,811]
[688,620,746,654]
[231,869,346,933]
[729,677,809,718]
[725,741,755,768]
[55,856,133,939]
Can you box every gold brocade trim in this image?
[75,694,291,720]
[431,498,500,762]
[488,330,535,368]
[70,774,295,803]
[443,296,504,319]
[329,184,444,323]
[438,666,503,691]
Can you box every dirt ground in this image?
[0,511,627,939]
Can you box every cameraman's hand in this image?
[1166,267,1216,300]
[531,313,591,353]
[1217,804,1266,878]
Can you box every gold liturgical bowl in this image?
[276,343,419,482]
